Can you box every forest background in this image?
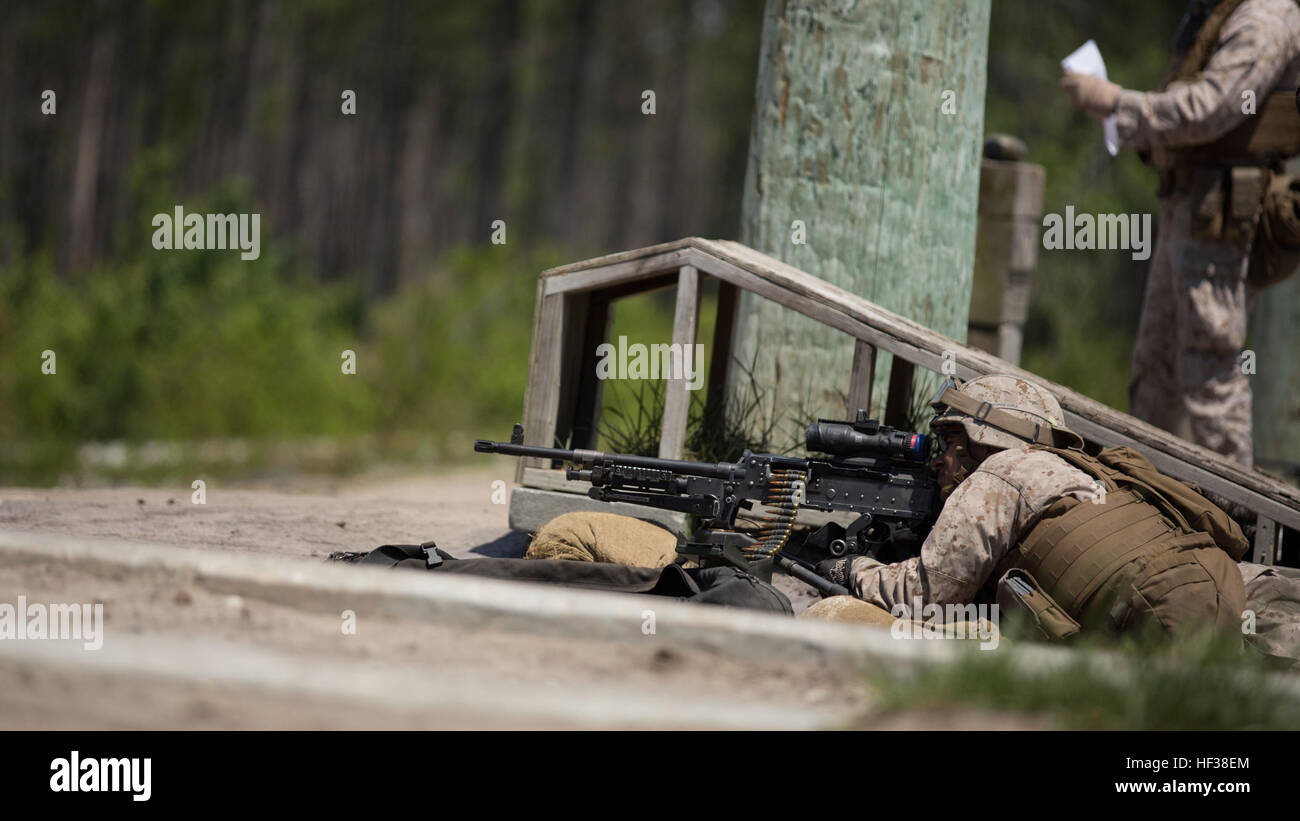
[0,0,1192,481]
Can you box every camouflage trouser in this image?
[800,595,897,627]
[800,595,1005,645]
[1240,561,1300,670]
[1130,182,1255,467]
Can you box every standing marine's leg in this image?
[1131,185,1254,467]
[1130,201,1185,435]
[1166,187,1254,467]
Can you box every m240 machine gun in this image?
[474,411,942,597]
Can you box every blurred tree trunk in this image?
[2,0,764,283]
[552,0,596,244]
[604,5,645,253]
[65,23,116,275]
[729,0,990,435]
[367,3,418,296]
[473,0,521,241]
[654,0,692,244]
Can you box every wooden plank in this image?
[978,159,1046,219]
[567,296,613,450]
[883,358,915,429]
[509,486,688,536]
[659,265,701,459]
[1254,516,1278,566]
[687,247,954,376]
[846,340,876,419]
[705,280,740,424]
[519,292,567,473]
[700,239,959,363]
[584,271,680,303]
[522,465,588,494]
[552,292,592,450]
[516,277,550,484]
[540,237,697,278]
[1065,413,1300,533]
[544,247,693,295]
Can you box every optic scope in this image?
[805,412,931,463]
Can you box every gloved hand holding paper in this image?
[1062,40,1119,156]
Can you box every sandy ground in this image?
[0,555,870,729]
[0,463,878,729]
[0,462,524,561]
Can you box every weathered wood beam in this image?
[566,296,613,450]
[553,291,591,450]
[543,246,694,295]
[1252,515,1277,566]
[883,358,915,430]
[517,290,567,476]
[846,340,876,419]
[659,265,701,459]
[705,280,740,424]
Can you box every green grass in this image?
[862,632,1300,730]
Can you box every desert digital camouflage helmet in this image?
[928,374,1085,451]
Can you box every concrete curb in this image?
[0,633,842,730]
[0,527,956,672]
[4,528,1292,712]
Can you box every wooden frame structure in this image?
[515,237,1300,565]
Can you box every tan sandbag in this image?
[525,511,679,567]
[799,595,897,628]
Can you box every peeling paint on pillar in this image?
[1251,155,1300,474]
[1251,275,1300,468]
[730,0,990,436]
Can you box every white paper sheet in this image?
[1062,40,1119,156]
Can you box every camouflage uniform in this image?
[529,375,1253,640]
[1239,561,1300,668]
[847,447,1098,608]
[843,374,1246,638]
[1117,0,1300,467]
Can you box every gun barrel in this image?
[775,555,850,597]
[473,439,738,480]
[473,439,586,462]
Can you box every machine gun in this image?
[474,411,942,597]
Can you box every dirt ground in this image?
[0,462,523,561]
[0,463,1061,729]
[0,462,877,729]
[0,555,870,729]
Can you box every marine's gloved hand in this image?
[816,557,852,588]
[1059,72,1122,120]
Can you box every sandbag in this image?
[525,511,680,567]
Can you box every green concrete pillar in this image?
[728,0,990,442]
[1251,156,1300,482]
